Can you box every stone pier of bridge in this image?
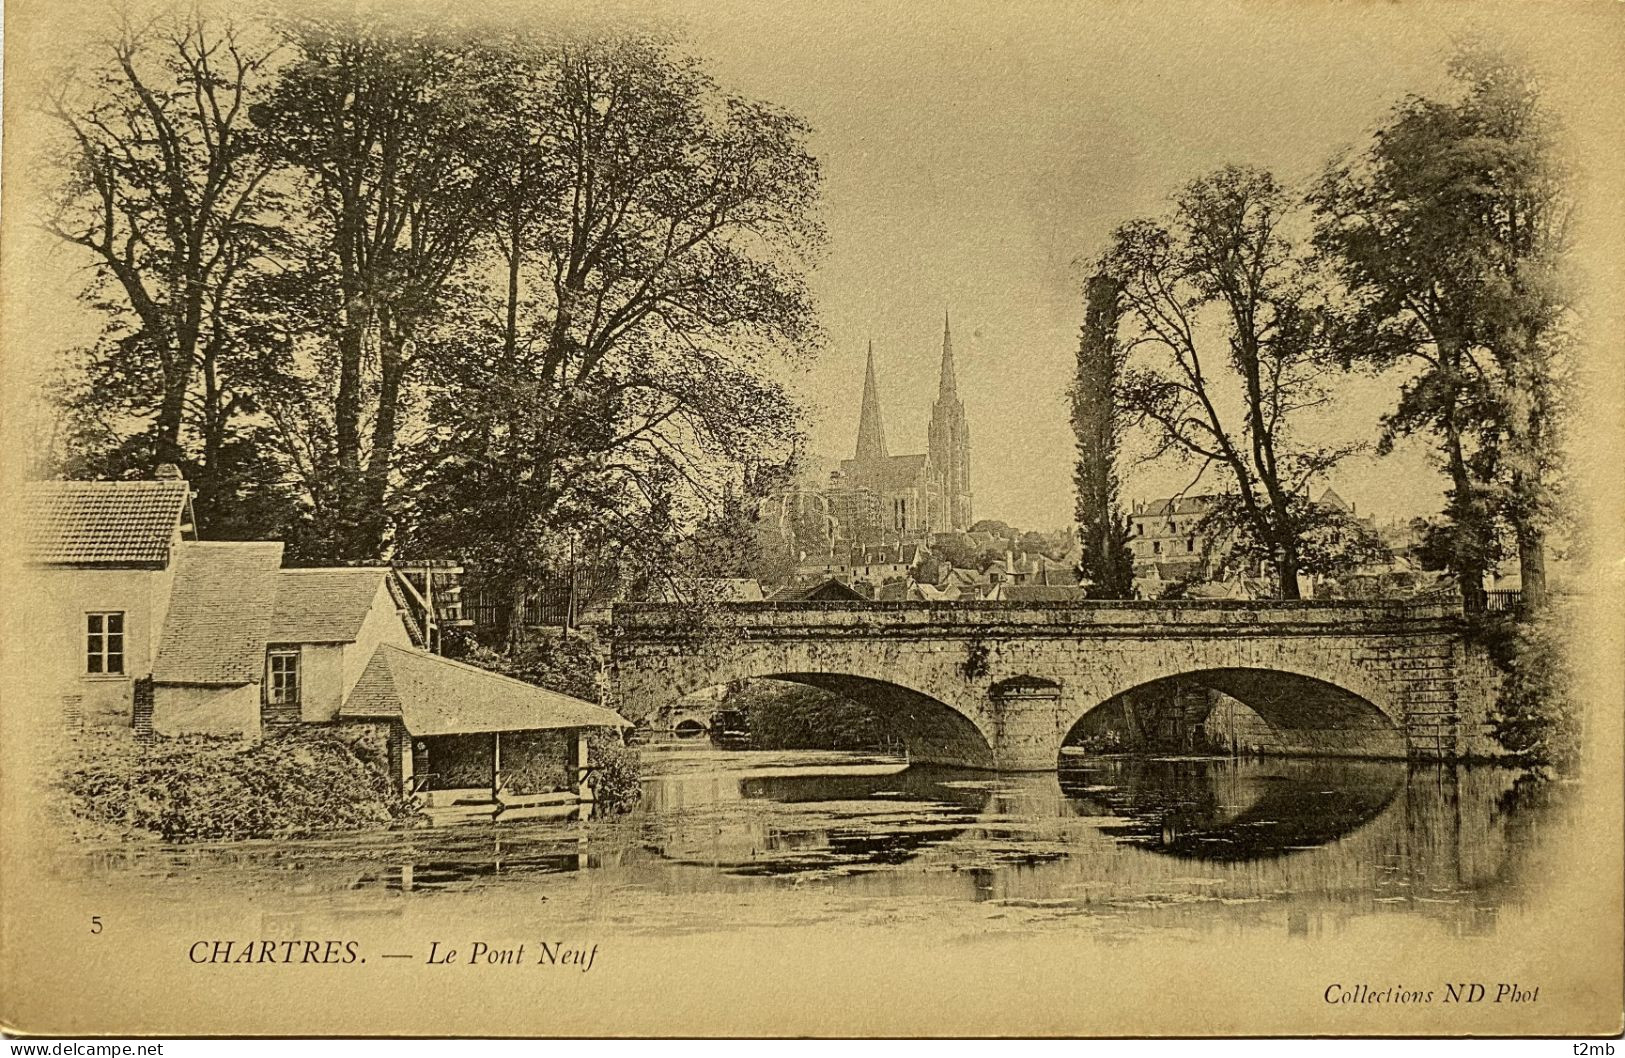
[608,600,1503,771]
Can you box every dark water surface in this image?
[62,743,1575,941]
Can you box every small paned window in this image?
[86,612,124,675]
[267,650,301,705]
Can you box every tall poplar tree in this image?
[1070,273,1134,597]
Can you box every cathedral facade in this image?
[834,317,973,543]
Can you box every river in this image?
[60,742,1575,944]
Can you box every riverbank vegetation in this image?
[60,728,421,843]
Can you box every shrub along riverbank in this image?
[61,728,421,842]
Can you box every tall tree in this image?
[1101,166,1353,599]
[1070,273,1134,597]
[253,16,503,560]
[397,33,822,647]
[46,12,283,527]
[1312,44,1572,611]
[1454,46,1572,611]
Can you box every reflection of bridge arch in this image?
[1069,667,1406,759]
[1058,757,1405,860]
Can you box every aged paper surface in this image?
[1,0,1621,1038]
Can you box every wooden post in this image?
[570,730,591,801]
[492,731,503,804]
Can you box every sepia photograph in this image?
[0,0,1621,1039]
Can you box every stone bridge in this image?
[608,600,1502,770]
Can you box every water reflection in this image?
[1057,757,1403,860]
[59,745,1572,939]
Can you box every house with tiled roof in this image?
[1128,494,1226,592]
[24,474,630,812]
[20,474,196,726]
[149,559,414,738]
[150,541,284,736]
[937,565,986,600]
[848,541,923,587]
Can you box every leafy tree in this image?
[1101,166,1354,599]
[46,12,288,530]
[252,15,505,560]
[397,33,822,647]
[1311,44,1572,611]
[1070,273,1135,597]
[1449,45,1573,611]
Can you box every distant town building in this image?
[1128,494,1223,585]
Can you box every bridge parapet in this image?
[612,599,1466,639]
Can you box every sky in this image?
[4,0,1622,532]
[652,0,1623,530]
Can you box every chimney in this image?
[154,463,185,481]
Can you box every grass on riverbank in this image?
[61,727,422,842]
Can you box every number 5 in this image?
[89,916,102,935]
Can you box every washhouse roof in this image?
[268,568,392,644]
[341,644,631,736]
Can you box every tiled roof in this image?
[23,480,190,566]
[153,542,284,685]
[851,543,920,566]
[1138,495,1218,518]
[268,569,391,643]
[767,578,867,602]
[341,644,629,736]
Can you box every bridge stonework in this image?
[608,601,1502,771]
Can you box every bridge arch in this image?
[1065,666,1406,759]
[625,663,995,769]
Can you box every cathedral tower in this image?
[854,340,888,461]
[928,314,973,530]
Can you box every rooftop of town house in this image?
[267,568,394,644]
[850,542,920,566]
[1134,495,1219,519]
[152,542,285,685]
[22,479,194,567]
[340,644,630,736]
[766,577,867,603]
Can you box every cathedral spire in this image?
[938,312,958,401]
[855,340,888,461]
